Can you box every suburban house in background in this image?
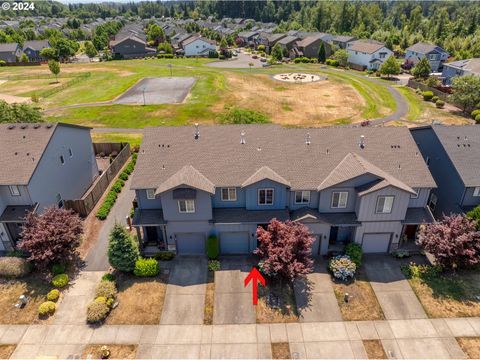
[276,35,299,54]
[441,58,480,85]
[411,125,480,217]
[131,124,436,256]
[236,31,259,47]
[405,42,449,72]
[331,35,357,49]
[0,43,22,63]
[260,33,286,52]
[110,22,156,59]
[22,40,51,62]
[180,36,217,57]
[347,40,393,70]
[292,34,333,59]
[0,123,99,252]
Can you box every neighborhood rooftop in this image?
[348,39,385,54]
[131,125,436,191]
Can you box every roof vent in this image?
[305,133,311,145]
[46,123,53,128]
[240,130,246,144]
[162,164,165,170]
[194,123,200,140]
[257,146,262,151]
[20,124,27,129]
[7,125,14,130]
[326,148,329,154]
[33,124,40,129]
[359,135,365,149]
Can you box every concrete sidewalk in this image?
[7,317,479,359]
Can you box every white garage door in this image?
[362,233,391,253]
[176,233,205,255]
[220,232,249,254]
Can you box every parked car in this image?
[252,55,258,59]
[260,58,267,62]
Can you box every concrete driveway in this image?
[364,255,427,320]
[213,257,256,325]
[160,257,207,325]
[294,261,342,322]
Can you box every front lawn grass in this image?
[204,270,215,325]
[271,342,291,359]
[105,272,168,325]
[332,268,384,321]
[457,337,480,359]
[0,276,52,324]
[256,281,298,323]
[91,132,143,147]
[363,340,387,359]
[82,344,137,359]
[407,270,480,318]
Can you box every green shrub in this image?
[0,257,31,278]
[476,114,480,124]
[157,53,174,59]
[124,162,134,175]
[208,259,221,272]
[95,280,117,298]
[47,289,60,302]
[0,60,6,66]
[345,243,363,267]
[7,249,25,257]
[153,251,176,261]
[206,235,219,260]
[471,109,480,118]
[111,179,124,193]
[220,107,270,124]
[96,190,118,220]
[436,99,445,108]
[106,297,114,307]
[329,255,356,281]
[102,273,116,282]
[119,171,129,181]
[38,301,56,316]
[400,262,442,280]
[131,152,138,161]
[326,58,339,67]
[51,274,69,288]
[108,224,139,272]
[422,91,434,101]
[95,296,107,304]
[87,300,110,323]
[96,205,109,220]
[51,263,65,275]
[431,95,439,103]
[134,258,160,277]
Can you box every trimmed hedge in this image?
[345,243,363,267]
[87,300,110,323]
[47,289,60,302]
[95,280,117,299]
[134,258,160,277]
[326,58,339,67]
[436,99,445,108]
[52,274,69,288]
[153,251,176,261]
[38,301,56,316]
[422,91,434,101]
[206,236,219,260]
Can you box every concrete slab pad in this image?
[395,338,452,359]
[286,323,303,342]
[115,325,143,344]
[389,319,438,339]
[0,326,27,344]
[350,340,368,359]
[165,260,207,296]
[301,322,348,342]
[445,318,477,337]
[289,342,307,360]
[19,325,48,344]
[10,344,40,359]
[155,325,203,345]
[345,322,361,340]
[210,343,258,359]
[443,337,468,359]
[467,318,480,335]
[146,344,201,359]
[215,269,250,294]
[375,292,427,320]
[213,292,255,325]
[161,293,205,325]
[257,342,272,359]
[256,324,270,343]
[137,344,155,359]
[429,318,454,337]
[303,340,354,359]
[37,344,83,359]
[269,324,287,343]
[381,339,403,359]
[200,344,211,358]
[90,325,119,344]
[355,321,379,340]
[297,292,342,322]
[374,321,395,340]
[53,295,90,324]
[202,325,212,344]
[139,325,160,344]
[211,324,257,344]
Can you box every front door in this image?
[404,225,418,241]
[329,226,338,245]
[145,226,158,244]
[6,222,23,247]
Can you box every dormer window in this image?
[258,188,274,205]
[9,185,20,196]
[331,191,348,208]
[146,189,155,200]
[221,188,237,201]
[178,199,195,213]
[376,196,394,214]
[295,191,310,204]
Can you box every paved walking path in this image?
[84,177,135,271]
[7,317,480,359]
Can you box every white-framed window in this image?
[68,148,73,157]
[221,188,237,201]
[474,187,480,197]
[258,188,274,205]
[376,195,394,214]
[60,155,65,165]
[56,193,64,208]
[178,199,195,213]
[295,191,310,204]
[331,191,348,208]
[410,188,419,199]
[8,185,20,196]
[146,189,156,200]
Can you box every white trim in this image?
[258,188,274,205]
[178,199,195,213]
[295,190,310,204]
[331,191,348,209]
[146,189,156,200]
[8,185,20,196]
[473,187,480,197]
[375,195,394,214]
[221,187,237,201]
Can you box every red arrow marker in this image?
[244,267,266,305]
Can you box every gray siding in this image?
[356,186,410,222]
[408,188,431,208]
[136,189,162,209]
[27,125,98,212]
[160,187,212,222]
[244,179,288,210]
[113,38,146,56]
[0,185,32,209]
[212,187,246,208]
[319,188,356,213]
[289,190,319,210]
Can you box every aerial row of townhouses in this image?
[1,122,478,258]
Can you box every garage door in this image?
[220,232,249,254]
[176,233,205,255]
[362,233,391,253]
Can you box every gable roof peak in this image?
[155,165,215,195]
[241,165,291,188]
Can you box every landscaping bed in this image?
[105,272,168,325]
[332,268,384,321]
[363,340,387,359]
[82,344,137,359]
[271,342,291,359]
[0,345,16,359]
[204,269,215,325]
[256,281,298,323]
[457,337,480,359]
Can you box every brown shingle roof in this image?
[132,125,436,191]
[348,40,385,54]
[241,166,291,188]
[155,165,215,195]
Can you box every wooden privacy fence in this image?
[64,143,131,217]
[407,78,449,101]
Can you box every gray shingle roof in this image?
[444,58,480,75]
[0,42,18,52]
[155,165,215,195]
[132,125,436,191]
[431,125,480,187]
[403,207,434,224]
[242,166,290,188]
[407,42,446,55]
[23,40,50,51]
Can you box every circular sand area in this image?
[272,73,326,83]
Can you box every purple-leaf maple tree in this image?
[417,214,480,270]
[18,207,83,270]
[254,219,315,283]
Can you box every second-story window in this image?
[376,195,394,214]
[146,189,155,200]
[331,191,348,208]
[258,188,274,205]
[295,191,310,204]
[178,199,195,213]
[221,188,237,201]
[474,187,480,197]
[9,185,20,196]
